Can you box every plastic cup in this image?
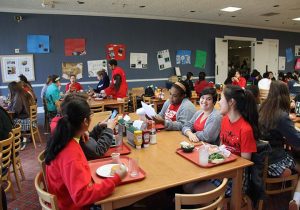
[128,158,139,177]
[198,145,209,166]
[111,153,120,164]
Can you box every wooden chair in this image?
[131,87,145,97]
[162,88,170,99]
[35,171,59,210]
[131,94,137,112]
[11,124,25,192]
[43,98,50,133]
[123,97,129,113]
[0,152,2,210]
[24,104,42,148]
[37,150,47,191]
[175,178,228,210]
[259,89,269,103]
[143,96,152,105]
[0,133,16,199]
[90,104,104,113]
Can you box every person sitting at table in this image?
[41,75,52,100]
[101,59,128,98]
[232,70,247,88]
[152,81,196,131]
[8,81,35,150]
[184,72,194,91]
[93,70,110,94]
[182,87,221,145]
[194,72,213,96]
[183,85,258,197]
[66,74,83,93]
[45,75,62,121]
[50,93,116,160]
[45,100,127,210]
[259,81,300,210]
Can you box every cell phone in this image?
[110,110,118,119]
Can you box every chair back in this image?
[131,94,137,112]
[143,96,152,105]
[259,89,269,103]
[175,178,228,210]
[0,133,13,171]
[38,150,48,190]
[162,88,170,99]
[0,152,2,209]
[12,124,22,159]
[131,87,145,97]
[123,97,129,112]
[35,171,59,210]
[30,104,38,122]
[90,104,104,113]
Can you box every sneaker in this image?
[289,200,298,210]
[20,142,26,151]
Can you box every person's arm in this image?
[182,111,200,135]
[239,78,247,88]
[278,113,300,148]
[11,95,23,115]
[158,100,169,118]
[195,110,222,143]
[164,101,196,131]
[62,159,121,207]
[41,85,47,99]
[66,83,70,92]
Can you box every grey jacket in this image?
[159,98,196,131]
[182,109,222,145]
[80,124,113,160]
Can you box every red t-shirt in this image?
[66,82,83,92]
[220,115,257,156]
[194,80,213,96]
[193,113,207,131]
[164,103,181,121]
[232,77,246,88]
[50,116,62,134]
[105,66,128,98]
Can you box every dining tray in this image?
[89,156,146,185]
[102,143,131,158]
[176,146,238,168]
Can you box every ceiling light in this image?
[139,5,146,8]
[231,15,236,18]
[77,1,85,4]
[293,17,300,21]
[273,5,280,7]
[220,7,241,12]
[190,10,195,13]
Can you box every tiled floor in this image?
[5,120,293,210]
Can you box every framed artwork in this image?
[0,54,35,83]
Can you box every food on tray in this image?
[180,141,195,153]
[208,153,225,164]
[110,165,120,176]
[208,145,220,155]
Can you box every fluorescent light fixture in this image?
[292,17,300,21]
[220,7,241,12]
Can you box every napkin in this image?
[219,145,231,158]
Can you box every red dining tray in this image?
[176,145,238,168]
[155,124,165,130]
[89,156,146,185]
[102,143,131,158]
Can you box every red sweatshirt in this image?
[104,66,128,98]
[66,82,83,92]
[46,140,121,210]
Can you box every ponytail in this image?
[45,100,91,165]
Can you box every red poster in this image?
[64,38,86,56]
[295,58,300,70]
[106,44,126,60]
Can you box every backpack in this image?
[145,86,154,97]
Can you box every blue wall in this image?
[0,12,300,106]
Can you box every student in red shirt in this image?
[194,72,214,96]
[102,59,128,98]
[232,70,247,88]
[152,81,196,130]
[66,74,83,92]
[45,100,127,210]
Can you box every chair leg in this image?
[12,163,22,192]
[17,160,26,181]
[7,172,16,200]
[37,128,42,143]
[31,128,37,148]
[257,200,263,210]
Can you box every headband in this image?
[55,77,60,82]
[174,82,186,92]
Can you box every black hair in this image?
[186,72,193,80]
[51,75,60,83]
[172,80,191,98]
[45,100,91,165]
[109,59,118,66]
[113,74,122,91]
[223,85,259,140]
[198,72,206,81]
[251,69,260,78]
[245,85,259,99]
[262,72,269,78]
[19,74,32,88]
[200,87,217,104]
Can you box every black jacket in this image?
[0,107,13,140]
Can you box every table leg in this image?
[154,102,158,113]
[230,168,243,210]
[101,202,113,210]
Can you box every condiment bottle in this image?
[134,130,143,149]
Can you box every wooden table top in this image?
[88,98,125,106]
[89,114,253,206]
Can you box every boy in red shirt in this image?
[66,74,83,92]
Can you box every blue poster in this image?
[286,47,293,63]
[176,50,191,64]
[27,35,50,53]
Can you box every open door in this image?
[215,38,228,84]
[264,39,279,78]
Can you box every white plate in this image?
[94,97,103,101]
[96,164,119,177]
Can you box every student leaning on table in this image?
[45,100,127,210]
[66,74,83,93]
[45,75,62,120]
[184,85,258,197]
[259,81,300,210]
[50,93,115,160]
[152,80,196,131]
[182,87,221,145]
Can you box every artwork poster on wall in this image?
[64,38,86,56]
[176,50,191,64]
[87,60,108,77]
[195,50,207,69]
[278,56,286,71]
[27,35,50,53]
[130,53,148,69]
[0,54,35,83]
[295,45,300,57]
[62,62,83,79]
[286,48,294,63]
[106,44,126,60]
[157,49,172,70]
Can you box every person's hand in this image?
[187,132,199,142]
[115,164,127,179]
[82,131,89,143]
[291,100,296,109]
[232,77,238,82]
[152,115,165,124]
[107,118,117,130]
